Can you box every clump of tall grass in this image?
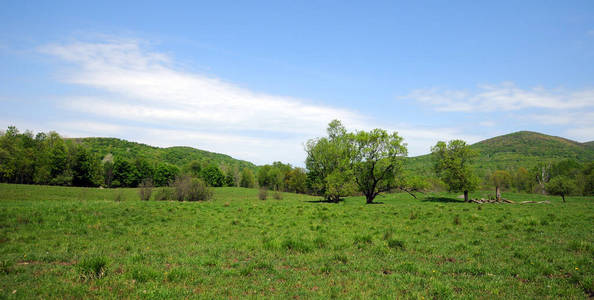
[77,256,108,281]
[114,190,123,202]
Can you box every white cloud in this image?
[41,40,365,137]
[528,111,594,126]
[479,121,495,127]
[403,82,594,112]
[34,38,498,164]
[566,127,594,142]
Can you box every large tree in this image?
[431,140,479,202]
[305,120,355,202]
[350,128,407,204]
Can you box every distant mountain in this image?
[406,131,594,177]
[67,137,257,170]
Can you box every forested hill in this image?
[406,131,594,177]
[68,137,256,171]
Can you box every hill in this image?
[406,131,594,178]
[67,137,256,170]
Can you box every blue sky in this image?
[1,1,593,165]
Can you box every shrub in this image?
[258,187,268,200]
[173,175,213,201]
[77,256,108,280]
[153,187,175,201]
[273,191,283,200]
[138,178,153,201]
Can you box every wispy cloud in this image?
[402,82,594,112]
[39,38,375,164]
[34,37,513,163]
[41,39,364,136]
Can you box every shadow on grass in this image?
[305,199,344,204]
[421,197,465,203]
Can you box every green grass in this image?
[0,183,592,298]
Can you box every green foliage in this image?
[153,163,179,187]
[305,120,355,202]
[350,128,407,203]
[71,146,101,187]
[112,159,140,187]
[240,168,256,188]
[546,176,577,202]
[71,137,256,172]
[200,164,224,187]
[432,140,479,199]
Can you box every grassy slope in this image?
[68,137,257,170]
[406,131,594,177]
[0,184,592,298]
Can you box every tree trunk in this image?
[495,186,501,202]
[562,194,566,203]
[366,194,375,204]
[464,190,469,202]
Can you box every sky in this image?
[1,1,593,165]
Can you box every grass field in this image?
[0,183,592,299]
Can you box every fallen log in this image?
[519,200,550,204]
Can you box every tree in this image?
[240,168,255,188]
[71,146,100,187]
[113,159,140,187]
[350,128,407,204]
[153,163,179,187]
[431,140,479,202]
[103,161,114,187]
[286,167,307,193]
[533,162,552,194]
[545,176,577,202]
[200,164,224,187]
[305,120,354,202]
[490,170,512,201]
[134,158,154,183]
[513,167,532,193]
[223,172,235,187]
[185,160,203,178]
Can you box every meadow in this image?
[0,183,592,299]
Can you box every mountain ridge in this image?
[406,130,593,177]
[67,137,257,171]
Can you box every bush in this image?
[153,187,175,201]
[258,187,268,200]
[173,175,213,201]
[273,191,283,200]
[138,178,153,201]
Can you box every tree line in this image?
[1,124,592,201]
[0,126,260,188]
